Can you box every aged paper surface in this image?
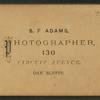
[0,5,100,96]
